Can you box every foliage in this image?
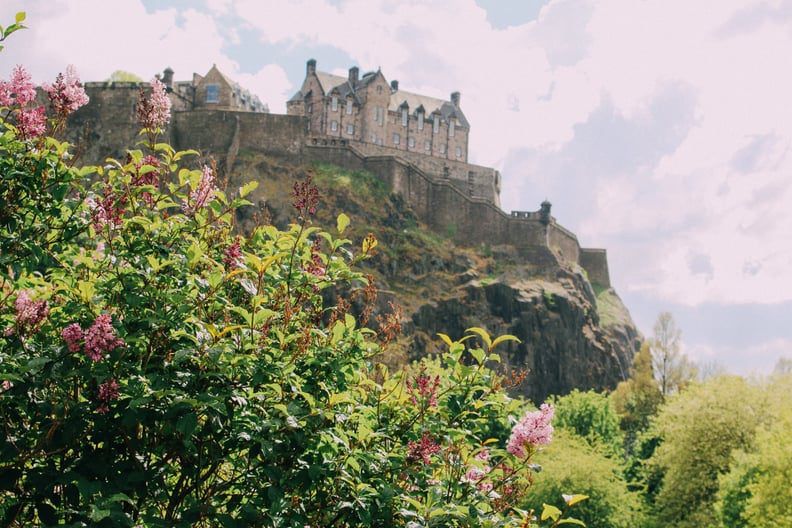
[649,312,696,398]
[550,390,623,458]
[715,372,792,527]
[647,375,764,528]
[108,70,145,83]
[525,431,645,528]
[610,342,663,453]
[0,14,586,527]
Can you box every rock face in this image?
[386,247,639,404]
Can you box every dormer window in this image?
[449,119,455,137]
[206,84,219,103]
[332,96,338,111]
[417,111,424,130]
[433,115,440,134]
[346,99,353,115]
[401,107,408,127]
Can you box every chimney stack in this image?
[349,66,359,84]
[451,91,460,108]
[391,80,399,91]
[162,67,174,89]
[307,59,316,76]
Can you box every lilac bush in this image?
[0,12,586,527]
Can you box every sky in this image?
[2,0,791,376]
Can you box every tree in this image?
[106,69,143,83]
[649,375,764,528]
[526,430,646,528]
[551,389,624,458]
[650,312,696,398]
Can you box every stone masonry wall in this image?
[64,90,610,287]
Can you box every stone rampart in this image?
[64,91,611,287]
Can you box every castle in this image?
[287,60,469,163]
[64,63,611,288]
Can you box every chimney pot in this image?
[391,80,399,91]
[349,66,359,83]
[451,91,461,108]
[307,59,317,75]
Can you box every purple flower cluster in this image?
[223,237,243,269]
[1,64,89,140]
[462,449,493,491]
[43,65,89,118]
[183,164,218,215]
[61,314,125,362]
[5,289,49,336]
[292,174,319,218]
[407,432,442,465]
[87,186,126,231]
[96,378,120,414]
[406,370,440,408]
[506,404,554,459]
[301,239,326,277]
[132,155,161,206]
[0,64,36,106]
[136,77,171,130]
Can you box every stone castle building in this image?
[63,63,611,288]
[287,60,469,163]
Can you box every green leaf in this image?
[16,12,27,23]
[466,327,492,350]
[557,518,586,526]
[491,334,521,350]
[239,180,259,198]
[563,493,589,507]
[437,333,453,347]
[337,213,350,234]
[541,504,562,522]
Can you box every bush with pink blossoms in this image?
[0,13,587,528]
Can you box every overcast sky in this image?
[2,0,791,375]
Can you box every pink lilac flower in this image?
[83,314,125,362]
[96,378,120,414]
[506,404,555,459]
[292,174,319,217]
[223,236,243,269]
[43,65,89,117]
[136,77,171,129]
[301,239,325,277]
[12,289,49,335]
[87,186,126,231]
[62,323,84,353]
[16,106,47,140]
[132,155,161,206]
[406,370,440,408]
[0,65,37,106]
[1,380,13,391]
[182,164,218,215]
[407,431,442,465]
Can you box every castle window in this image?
[377,138,383,146]
[401,108,408,126]
[346,99,353,115]
[375,106,384,125]
[376,85,382,94]
[393,133,400,145]
[332,96,338,111]
[346,123,354,135]
[331,120,338,131]
[417,112,424,130]
[424,139,431,151]
[449,120,455,137]
[440,143,446,154]
[408,136,415,148]
[433,115,440,134]
[455,146,462,158]
[371,133,377,143]
[205,84,219,103]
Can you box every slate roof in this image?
[293,67,469,128]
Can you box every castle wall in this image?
[579,248,611,287]
[64,87,611,288]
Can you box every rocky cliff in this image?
[230,152,641,404]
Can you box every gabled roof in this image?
[390,91,469,128]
